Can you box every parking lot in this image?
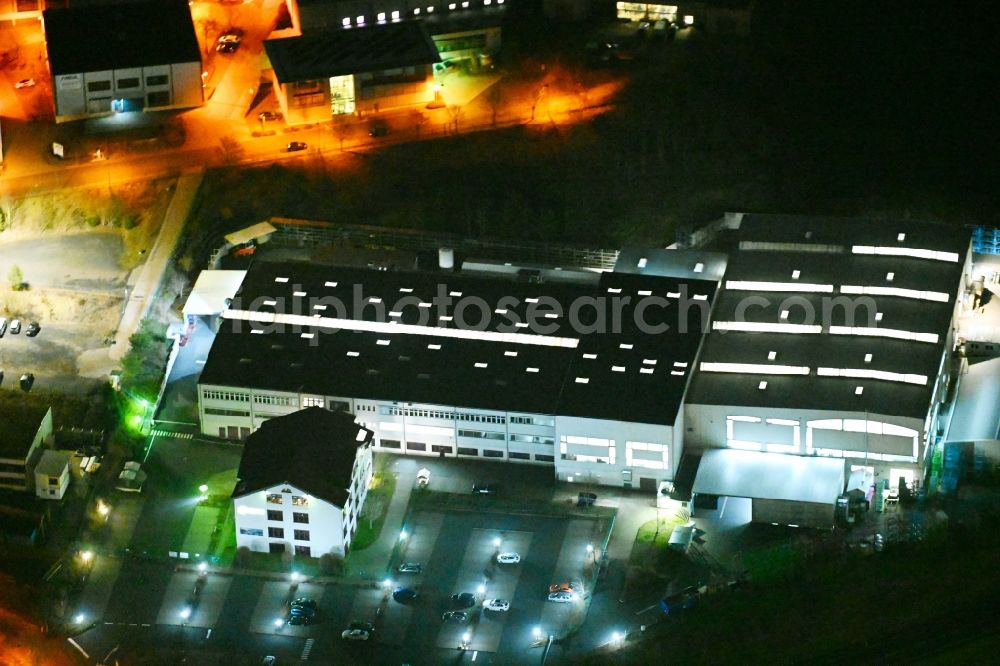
[87,496,610,663]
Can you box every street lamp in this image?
[180,607,191,620]
[533,626,542,639]
[291,571,300,582]
[477,583,486,595]
[493,537,501,547]
[461,631,471,650]
[74,613,86,625]
[97,501,110,518]
[79,550,93,564]
[399,529,408,541]
[382,578,393,589]
[274,618,284,628]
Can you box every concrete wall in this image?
[53,61,202,122]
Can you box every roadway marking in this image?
[300,638,315,661]
[151,430,194,440]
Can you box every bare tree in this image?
[332,114,351,151]
[483,85,505,126]
[362,494,386,529]
[219,135,244,164]
[447,104,463,135]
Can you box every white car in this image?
[341,628,371,641]
[547,591,575,603]
[15,78,35,89]
[496,552,520,564]
[483,599,509,612]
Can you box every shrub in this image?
[319,553,344,575]
[123,214,140,230]
[86,216,101,227]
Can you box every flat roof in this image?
[0,405,49,461]
[614,247,729,283]
[44,0,200,75]
[264,20,439,83]
[225,222,277,247]
[233,407,373,506]
[35,450,69,477]
[693,449,846,505]
[200,262,716,426]
[183,270,248,317]
[687,215,971,418]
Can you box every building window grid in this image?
[254,394,298,407]
[203,390,250,402]
[302,397,325,408]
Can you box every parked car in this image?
[289,605,315,618]
[19,373,34,392]
[577,492,597,506]
[392,587,418,603]
[261,657,276,666]
[483,599,510,612]
[259,111,281,122]
[547,591,575,603]
[217,31,242,45]
[290,597,316,610]
[451,592,477,608]
[288,614,311,625]
[397,562,422,573]
[286,141,307,152]
[15,78,35,89]
[472,483,496,494]
[441,611,469,623]
[9,320,21,334]
[26,321,40,337]
[341,627,371,640]
[0,318,7,337]
[659,585,703,615]
[496,552,520,564]
[548,582,579,594]
[368,119,389,137]
[216,41,239,53]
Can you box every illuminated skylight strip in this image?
[712,321,822,334]
[840,285,950,302]
[852,245,960,263]
[726,280,834,293]
[816,367,928,385]
[224,310,581,348]
[701,362,810,375]
[828,325,938,344]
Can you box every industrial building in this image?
[194,214,973,528]
[42,0,203,122]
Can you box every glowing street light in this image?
[198,484,209,494]
[97,501,110,518]
[477,583,486,595]
[274,617,284,628]
[180,607,191,620]
[79,550,93,564]
[198,562,207,574]
[74,613,86,624]
[533,626,542,639]
[493,537,501,547]
[399,529,408,541]
[291,571,300,582]
[382,578,393,589]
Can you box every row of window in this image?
[339,1,503,27]
[266,493,309,506]
[86,74,168,94]
[380,440,553,463]
[265,527,311,541]
[203,390,250,402]
[457,429,506,441]
[266,510,309,523]
[254,394,297,407]
[381,406,509,425]
[204,407,250,417]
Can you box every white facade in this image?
[554,415,676,492]
[52,61,203,122]
[233,443,372,558]
[34,450,70,501]
[0,408,53,493]
[683,402,927,482]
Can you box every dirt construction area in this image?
[0,180,176,394]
